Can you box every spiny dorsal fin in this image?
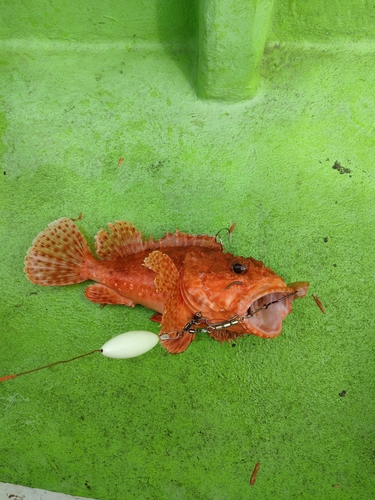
[144,229,221,252]
[95,221,222,260]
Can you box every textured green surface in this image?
[1,1,375,499]
[0,0,198,42]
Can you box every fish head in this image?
[181,249,309,338]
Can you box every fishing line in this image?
[0,350,101,383]
[0,331,159,383]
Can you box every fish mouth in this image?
[244,282,309,338]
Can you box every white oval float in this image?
[101,330,159,359]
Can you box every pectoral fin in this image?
[144,251,194,353]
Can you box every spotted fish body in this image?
[24,218,309,353]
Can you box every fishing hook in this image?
[215,223,236,244]
[159,291,298,340]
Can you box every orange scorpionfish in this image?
[24,219,309,353]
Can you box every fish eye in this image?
[232,263,247,274]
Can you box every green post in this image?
[197,0,275,101]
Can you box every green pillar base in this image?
[197,0,275,101]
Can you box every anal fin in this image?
[85,284,135,307]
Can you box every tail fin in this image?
[24,218,93,286]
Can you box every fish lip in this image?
[244,287,299,337]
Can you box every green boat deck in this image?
[1,1,374,498]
